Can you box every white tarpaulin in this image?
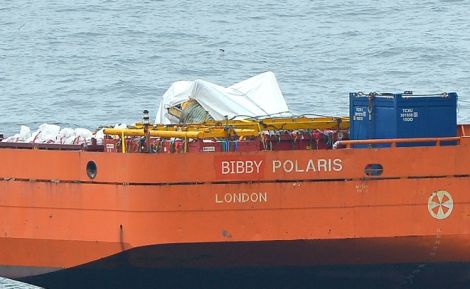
[155,71,290,124]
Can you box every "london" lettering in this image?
[215,192,268,204]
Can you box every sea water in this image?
[1,0,470,136]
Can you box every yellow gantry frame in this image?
[103,128,259,139]
[103,116,349,139]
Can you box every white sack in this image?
[59,128,75,144]
[94,128,105,145]
[29,124,61,143]
[19,126,31,141]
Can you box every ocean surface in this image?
[1,0,470,136]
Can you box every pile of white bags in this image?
[1,124,103,145]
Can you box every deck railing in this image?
[335,137,461,149]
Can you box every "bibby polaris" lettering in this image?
[272,158,343,173]
[219,158,343,175]
[221,160,263,175]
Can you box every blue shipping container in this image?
[349,92,457,146]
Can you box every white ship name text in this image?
[272,158,343,173]
[215,192,268,204]
[221,160,263,175]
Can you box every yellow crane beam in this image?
[132,116,349,132]
[103,128,259,139]
[104,116,349,139]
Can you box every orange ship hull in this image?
[0,136,469,288]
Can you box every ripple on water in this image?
[0,0,470,135]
